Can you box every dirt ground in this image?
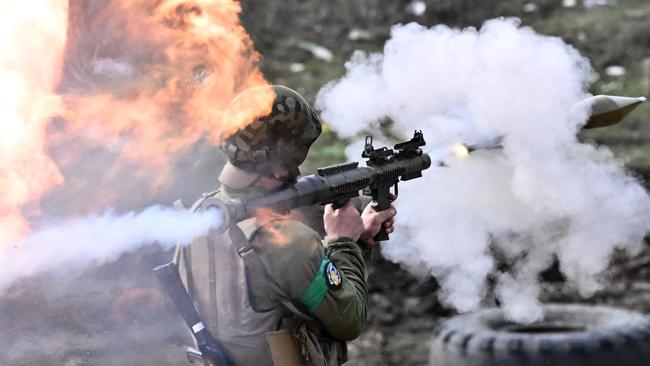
[348,248,650,365]
[1,1,650,365]
[3,246,650,366]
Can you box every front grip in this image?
[329,191,362,209]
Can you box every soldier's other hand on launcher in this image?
[360,199,397,247]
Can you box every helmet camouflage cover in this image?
[222,85,322,177]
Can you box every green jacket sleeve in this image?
[253,219,368,341]
[316,236,368,340]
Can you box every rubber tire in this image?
[429,304,650,366]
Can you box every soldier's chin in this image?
[219,161,261,190]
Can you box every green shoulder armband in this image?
[300,257,330,312]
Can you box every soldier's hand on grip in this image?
[324,200,364,241]
[360,203,397,247]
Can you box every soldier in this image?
[174,85,397,366]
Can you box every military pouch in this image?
[294,322,346,366]
[265,329,304,366]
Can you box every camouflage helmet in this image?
[221,85,322,179]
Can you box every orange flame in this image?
[252,208,308,248]
[63,0,274,158]
[1,0,274,257]
[0,0,68,256]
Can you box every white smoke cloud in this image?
[316,18,650,322]
[0,205,222,290]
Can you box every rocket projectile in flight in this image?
[578,95,646,129]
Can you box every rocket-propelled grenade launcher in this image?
[209,92,649,242]
[216,130,432,242]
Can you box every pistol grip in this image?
[374,226,390,242]
[370,181,396,242]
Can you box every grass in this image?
[540,5,629,33]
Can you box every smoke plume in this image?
[0,206,222,290]
[317,18,650,322]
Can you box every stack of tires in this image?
[430,304,650,366]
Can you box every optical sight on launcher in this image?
[211,130,432,242]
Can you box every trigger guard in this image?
[200,197,230,235]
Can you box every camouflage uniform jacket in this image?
[177,187,369,365]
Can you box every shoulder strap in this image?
[180,190,314,320]
[228,223,313,321]
[172,199,196,299]
[172,199,188,264]
[171,191,219,302]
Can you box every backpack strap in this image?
[194,191,222,327]
[172,191,220,315]
[228,220,313,321]
[178,190,314,321]
[172,199,195,299]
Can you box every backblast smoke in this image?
[317,18,650,323]
[0,206,222,291]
